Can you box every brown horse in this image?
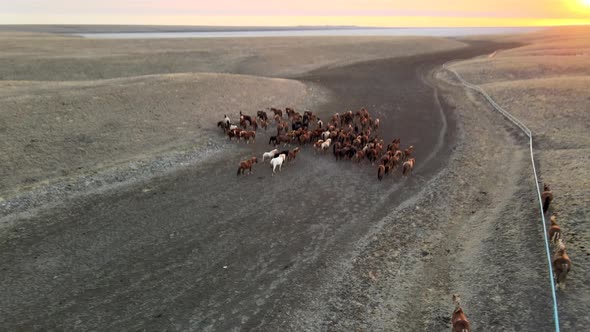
[451,294,471,332]
[549,214,561,244]
[553,239,572,290]
[237,157,258,176]
[403,145,414,161]
[270,107,283,118]
[402,158,415,176]
[541,183,553,214]
[240,130,256,143]
[377,164,387,181]
[287,147,301,161]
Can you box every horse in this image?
[270,154,286,175]
[217,121,229,132]
[239,111,254,126]
[240,130,256,143]
[320,138,332,152]
[549,214,561,244]
[270,107,283,118]
[541,183,553,214]
[260,119,268,131]
[262,149,279,162]
[237,157,257,176]
[403,145,414,161]
[228,128,241,141]
[402,158,415,176]
[287,147,301,161]
[257,110,268,121]
[451,294,471,332]
[317,119,324,129]
[269,135,278,145]
[377,164,386,181]
[224,114,230,126]
[553,239,572,290]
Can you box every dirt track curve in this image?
[0,41,551,331]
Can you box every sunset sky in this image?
[2,0,590,26]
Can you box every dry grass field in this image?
[0,32,466,80]
[0,32,467,198]
[0,73,319,196]
[450,26,590,331]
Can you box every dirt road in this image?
[1,41,548,331]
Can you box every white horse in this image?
[270,154,286,175]
[262,149,279,162]
[229,124,238,131]
[321,138,332,151]
[321,130,331,140]
[224,115,230,126]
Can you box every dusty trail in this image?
[0,42,524,331]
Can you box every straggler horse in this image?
[270,154,286,175]
[553,239,572,290]
[402,158,415,176]
[287,147,301,161]
[541,183,553,214]
[451,294,471,332]
[237,157,258,176]
[262,149,279,162]
[549,214,562,244]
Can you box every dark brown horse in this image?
[237,157,257,176]
[541,183,553,214]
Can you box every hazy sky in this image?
[2,0,590,26]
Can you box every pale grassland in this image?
[0,73,317,195]
[0,32,467,80]
[451,26,590,331]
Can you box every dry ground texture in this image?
[450,26,590,330]
[0,32,464,201]
[0,73,318,196]
[0,32,466,80]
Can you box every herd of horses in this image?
[217,107,416,179]
[219,109,572,331]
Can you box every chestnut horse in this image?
[402,158,415,176]
[240,130,256,143]
[541,183,553,214]
[237,157,257,176]
[451,294,471,332]
[553,239,572,290]
[287,147,301,161]
[548,214,561,244]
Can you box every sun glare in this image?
[583,0,590,6]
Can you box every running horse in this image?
[237,157,258,176]
[553,239,572,290]
[451,294,471,332]
[402,158,415,176]
[548,214,561,244]
[541,183,553,214]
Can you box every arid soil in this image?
[0,29,583,331]
[0,73,322,197]
[450,26,590,331]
